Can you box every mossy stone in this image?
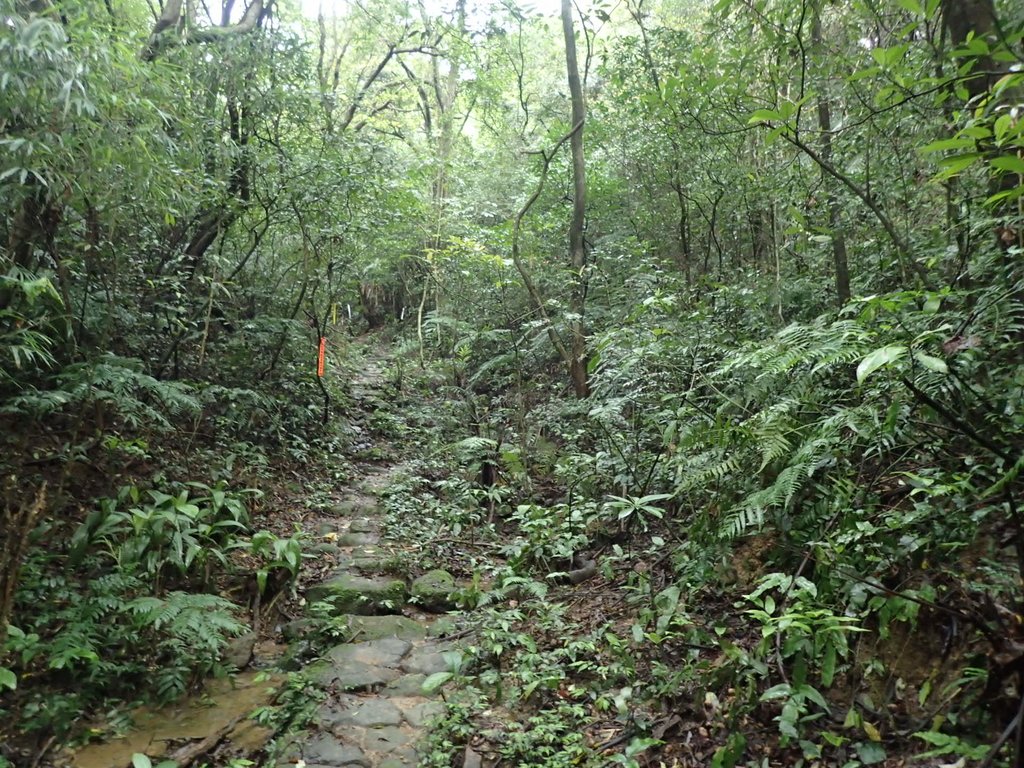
[426,616,459,638]
[330,496,381,516]
[306,573,406,615]
[343,615,427,642]
[348,518,378,534]
[339,532,379,546]
[410,569,457,612]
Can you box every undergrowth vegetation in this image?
[3,0,1024,764]
[402,257,1024,766]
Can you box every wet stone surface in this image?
[69,346,467,768]
[298,626,461,764]
[305,573,407,616]
[287,486,465,765]
[282,351,468,767]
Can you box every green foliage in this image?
[912,730,989,760]
[127,592,246,701]
[500,503,590,574]
[3,552,246,740]
[603,493,671,532]
[250,671,325,753]
[607,736,662,768]
[1,0,1023,761]
[745,573,863,742]
[0,270,62,384]
[70,481,260,591]
[418,692,488,768]
[2,354,201,430]
[248,529,305,595]
[494,702,592,765]
[130,754,178,768]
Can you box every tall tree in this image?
[941,0,1022,253]
[812,4,850,305]
[561,0,590,398]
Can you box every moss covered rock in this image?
[411,569,457,612]
[306,573,406,615]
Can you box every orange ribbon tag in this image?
[317,337,326,377]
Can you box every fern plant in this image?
[5,550,249,739]
[129,592,247,699]
[2,354,200,427]
[662,317,878,543]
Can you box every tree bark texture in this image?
[560,0,590,399]
[0,483,46,646]
[941,0,1023,251]
[142,0,265,61]
[812,7,851,306]
[940,0,1000,99]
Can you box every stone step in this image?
[305,573,406,616]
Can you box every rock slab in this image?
[306,573,407,615]
[411,569,459,612]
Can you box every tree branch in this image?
[780,128,933,289]
[509,120,584,367]
[141,0,265,61]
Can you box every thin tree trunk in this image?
[509,125,580,370]
[671,171,691,286]
[812,8,851,306]
[561,0,589,399]
[261,277,309,379]
[941,0,1022,252]
[417,277,429,369]
[0,484,46,646]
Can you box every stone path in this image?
[287,631,454,767]
[278,346,462,768]
[66,340,465,768]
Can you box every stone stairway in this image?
[279,467,462,768]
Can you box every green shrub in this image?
[2,555,246,741]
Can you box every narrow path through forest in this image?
[278,344,464,767]
[6,0,1022,764]
[68,339,469,768]
[279,493,460,768]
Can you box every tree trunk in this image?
[940,0,1000,99]
[672,175,691,286]
[142,0,265,60]
[561,0,589,399]
[941,0,1022,252]
[812,7,851,306]
[509,128,579,378]
[0,483,46,646]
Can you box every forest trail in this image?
[278,491,459,768]
[6,0,1021,762]
[277,337,466,768]
[69,338,467,768]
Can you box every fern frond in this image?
[719,506,765,540]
